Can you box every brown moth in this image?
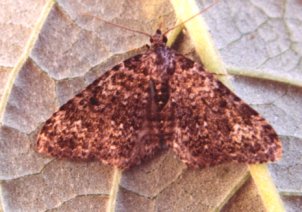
[36,29,282,170]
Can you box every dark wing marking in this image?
[36,53,161,169]
[167,54,282,168]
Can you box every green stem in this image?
[227,67,302,88]
[106,168,122,212]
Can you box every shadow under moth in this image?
[36,28,282,170]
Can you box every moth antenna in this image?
[98,17,152,37]
[164,0,219,35]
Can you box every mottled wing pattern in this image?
[37,29,282,170]
[36,53,161,169]
[168,53,282,168]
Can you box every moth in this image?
[36,27,282,170]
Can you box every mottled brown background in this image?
[0,0,301,211]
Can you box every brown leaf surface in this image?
[0,0,301,211]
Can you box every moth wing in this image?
[36,54,161,169]
[167,54,282,168]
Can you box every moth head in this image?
[150,29,168,46]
